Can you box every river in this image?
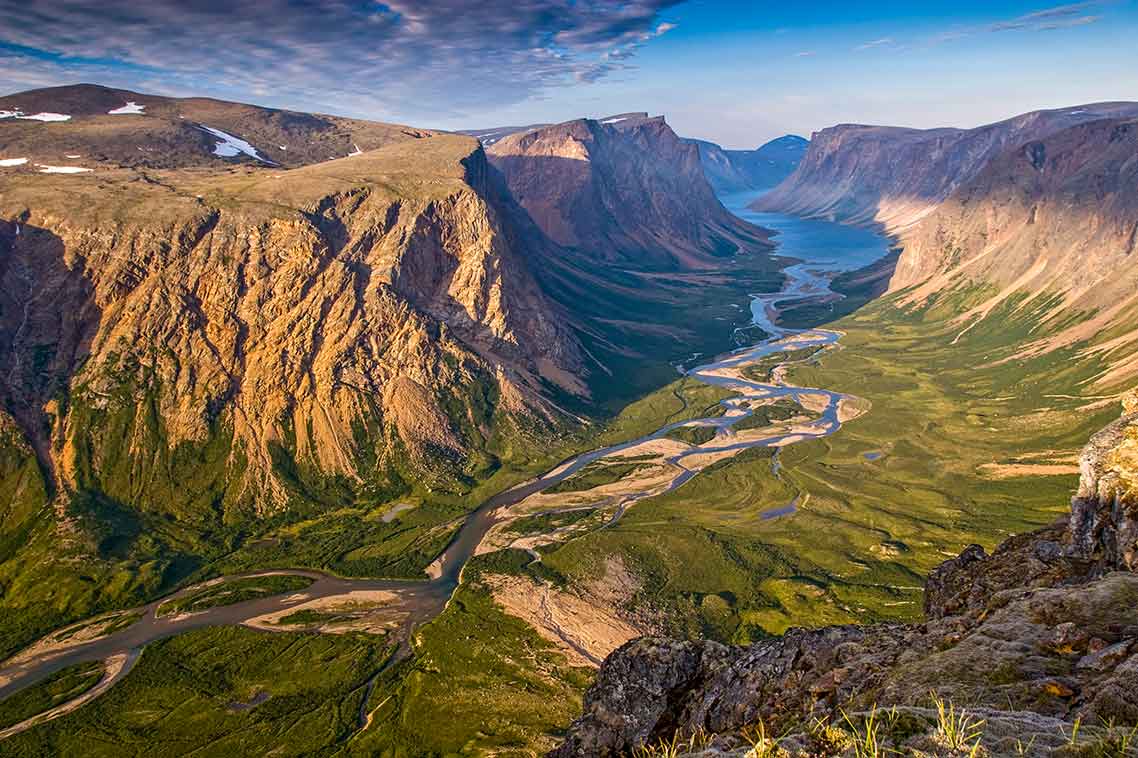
[0,190,892,736]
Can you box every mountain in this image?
[891,116,1138,387]
[688,134,809,194]
[554,390,1138,757]
[485,113,765,269]
[0,132,586,522]
[0,83,435,170]
[755,102,1138,232]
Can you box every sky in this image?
[0,0,1134,147]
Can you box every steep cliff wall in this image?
[487,114,763,269]
[754,102,1138,232]
[0,135,582,521]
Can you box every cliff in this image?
[553,391,1138,757]
[486,114,762,269]
[0,134,583,523]
[754,102,1138,232]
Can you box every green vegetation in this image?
[732,399,802,431]
[348,582,591,755]
[0,662,104,730]
[156,575,313,617]
[2,627,391,756]
[665,425,719,446]
[532,284,1114,644]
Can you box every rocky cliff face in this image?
[553,392,1138,757]
[487,114,761,269]
[690,135,809,195]
[0,135,582,522]
[754,102,1138,232]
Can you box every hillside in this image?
[555,391,1138,757]
[0,83,434,170]
[754,102,1138,231]
[690,134,809,194]
[890,117,1138,388]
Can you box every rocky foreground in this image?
[552,391,1138,757]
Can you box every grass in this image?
[665,425,719,446]
[155,575,313,617]
[932,693,985,753]
[1,627,392,756]
[346,581,592,755]
[0,662,104,730]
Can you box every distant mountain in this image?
[688,134,809,194]
[755,102,1138,231]
[486,113,765,269]
[0,83,434,170]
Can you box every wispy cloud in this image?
[0,0,682,121]
[855,37,894,51]
[794,50,816,57]
[989,1,1105,31]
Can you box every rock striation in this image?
[553,393,1138,757]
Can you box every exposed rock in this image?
[0,135,584,519]
[487,114,766,269]
[754,102,1138,232]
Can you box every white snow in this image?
[279,145,288,150]
[65,154,81,158]
[35,164,92,174]
[21,112,71,122]
[1068,109,1088,115]
[0,157,28,166]
[199,125,272,163]
[601,117,630,124]
[108,101,145,115]
[347,143,362,157]
[0,110,71,121]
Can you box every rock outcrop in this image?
[553,394,1138,757]
[487,114,765,269]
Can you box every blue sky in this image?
[0,1,1134,147]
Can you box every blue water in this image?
[719,190,891,273]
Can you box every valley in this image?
[2,81,1137,757]
[0,189,893,748]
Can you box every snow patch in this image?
[21,112,71,122]
[199,126,272,163]
[347,143,362,157]
[65,154,81,158]
[0,157,28,166]
[108,101,145,115]
[0,110,71,122]
[35,164,92,174]
[601,117,630,124]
